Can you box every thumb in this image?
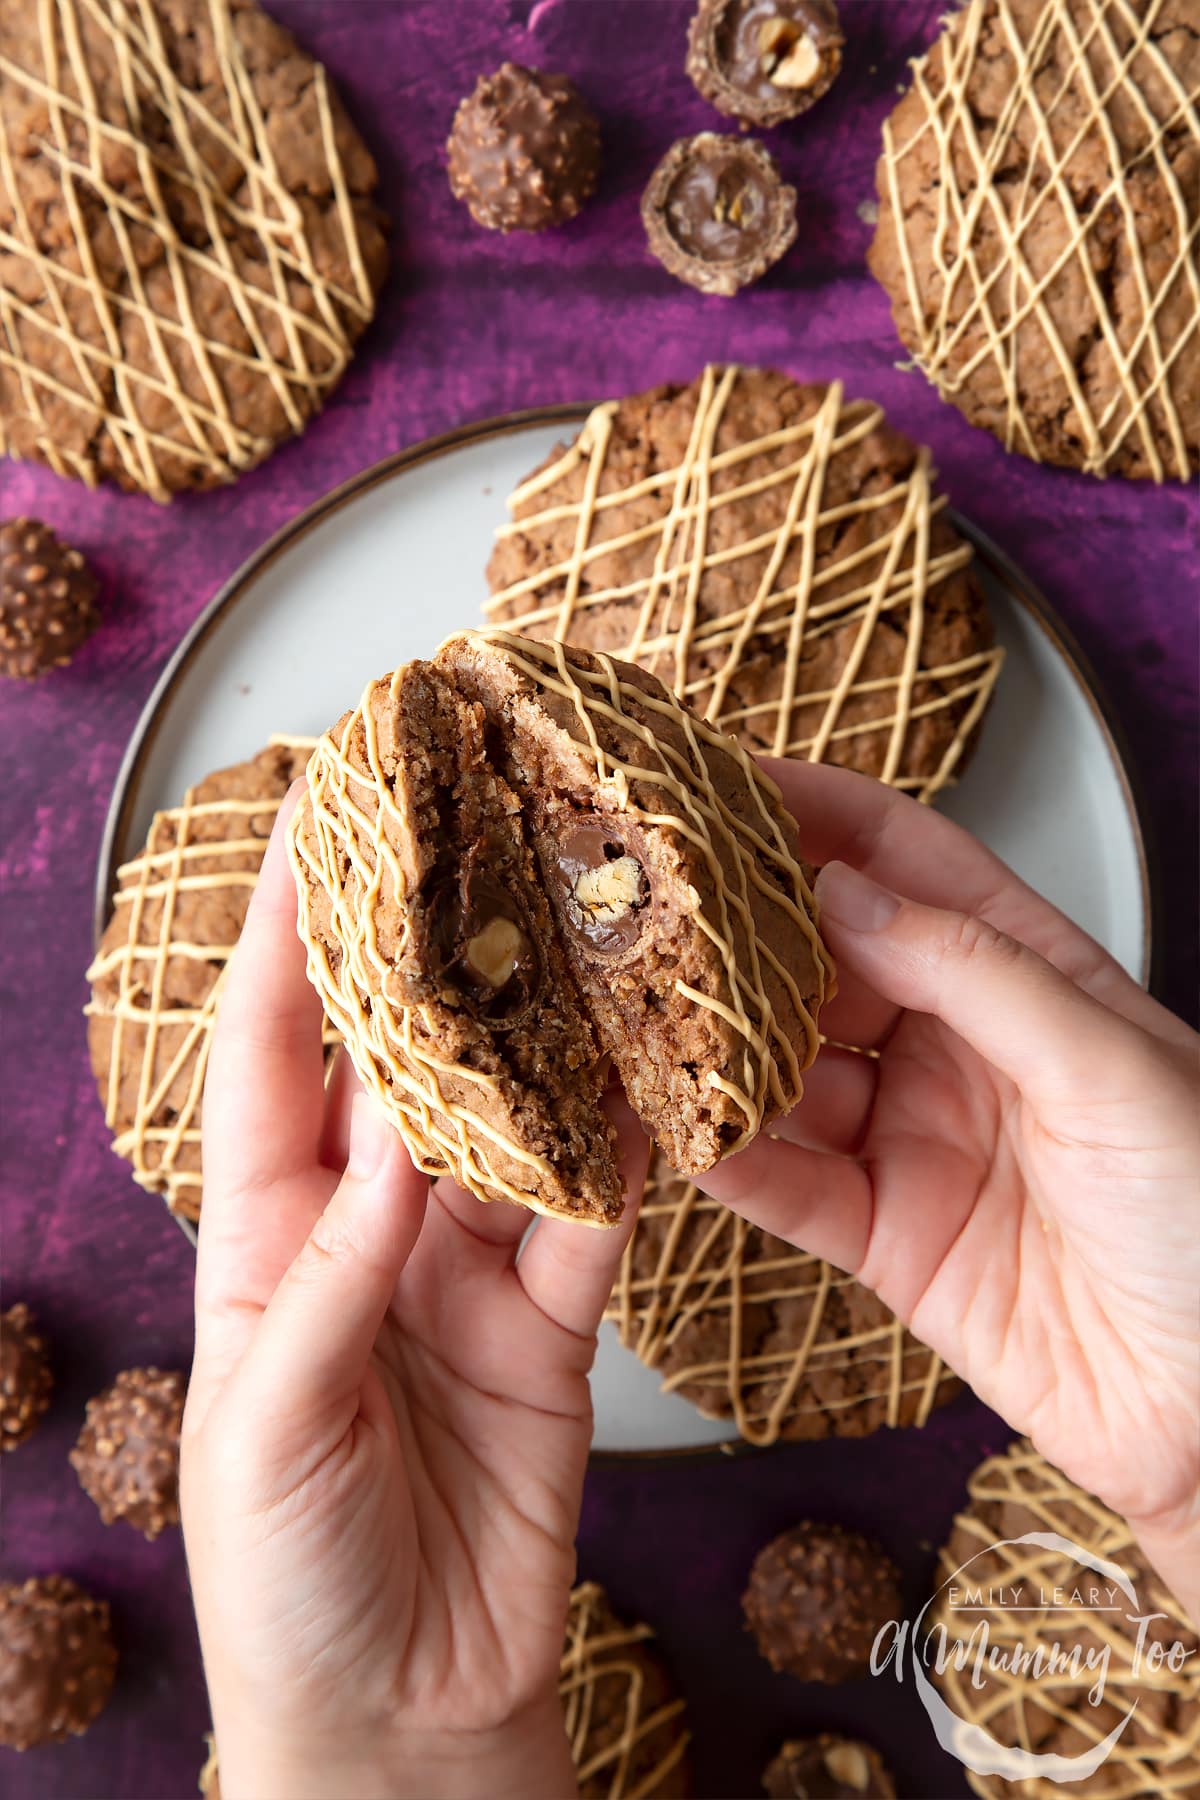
[237,1094,429,1430]
[814,860,1137,1103]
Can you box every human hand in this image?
[700,760,1200,1619]
[181,791,647,1800]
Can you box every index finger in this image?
[764,757,1169,1038]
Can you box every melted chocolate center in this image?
[553,822,651,955]
[427,838,542,1027]
[664,149,778,265]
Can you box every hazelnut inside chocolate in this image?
[554,822,651,955]
[427,838,542,1025]
[714,0,836,104]
[664,147,777,265]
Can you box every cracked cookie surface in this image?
[869,0,1200,482]
[0,0,388,498]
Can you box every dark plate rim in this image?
[91,404,1160,1464]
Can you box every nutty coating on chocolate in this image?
[764,1734,896,1798]
[642,134,796,297]
[743,1521,902,1682]
[687,0,843,128]
[0,517,99,680]
[0,1576,117,1750]
[0,1304,53,1451]
[447,63,601,233]
[70,1366,185,1540]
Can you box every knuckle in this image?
[948,911,1022,970]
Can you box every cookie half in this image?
[485,366,1003,800]
[289,631,832,1222]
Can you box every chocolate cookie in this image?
[561,1583,691,1798]
[0,517,99,679]
[743,1521,902,1683]
[605,1151,960,1446]
[0,0,388,500]
[87,737,316,1220]
[764,1735,896,1798]
[486,366,1002,800]
[869,0,1200,482]
[928,1440,1200,1799]
[289,633,832,1220]
[447,63,601,232]
[641,134,797,296]
[0,1304,53,1451]
[686,0,843,128]
[0,1576,117,1749]
[70,1367,185,1539]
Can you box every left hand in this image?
[181,790,646,1800]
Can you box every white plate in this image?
[98,410,1152,1457]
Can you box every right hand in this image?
[699,760,1200,1619]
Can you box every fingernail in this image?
[347,1093,392,1180]
[814,861,901,933]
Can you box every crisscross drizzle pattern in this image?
[0,0,383,499]
[875,0,1200,481]
[560,1583,690,1799]
[486,366,1004,802]
[929,1440,1200,1799]
[86,737,317,1218]
[605,1154,957,1447]
[289,634,832,1217]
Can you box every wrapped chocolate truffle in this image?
[1,1304,53,1451]
[687,0,843,128]
[641,133,796,296]
[447,63,601,232]
[764,1734,896,1798]
[70,1366,185,1539]
[0,517,100,680]
[743,1521,901,1682]
[0,1576,117,1750]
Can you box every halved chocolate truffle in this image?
[642,133,796,296]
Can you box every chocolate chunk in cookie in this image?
[561,1583,691,1798]
[928,1441,1200,1799]
[0,0,388,498]
[87,738,318,1221]
[743,1521,902,1682]
[448,63,601,232]
[487,366,1002,800]
[687,0,843,128]
[70,1367,185,1540]
[642,134,796,296]
[869,0,1200,481]
[0,1576,117,1750]
[606,1152,960,1445]
[0,1304,53,1451]
[289,632,832,1219]
[0,518,99,679]
[764,1735,895,1798]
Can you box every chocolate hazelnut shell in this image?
[447,63,601,233]
[70,1366,185,1539]
[764,1733,897,1798]
[743,1521,902,1682]
[0,1304,53,1451]
[642,133,797,297]
[0,1576,117,1750]
[0,517,100,680]
[686,0,843,129]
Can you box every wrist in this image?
[212,1696,577,1800]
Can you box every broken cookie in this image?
[289,631,833,1223]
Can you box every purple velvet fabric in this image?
[1,4,1195,1796]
